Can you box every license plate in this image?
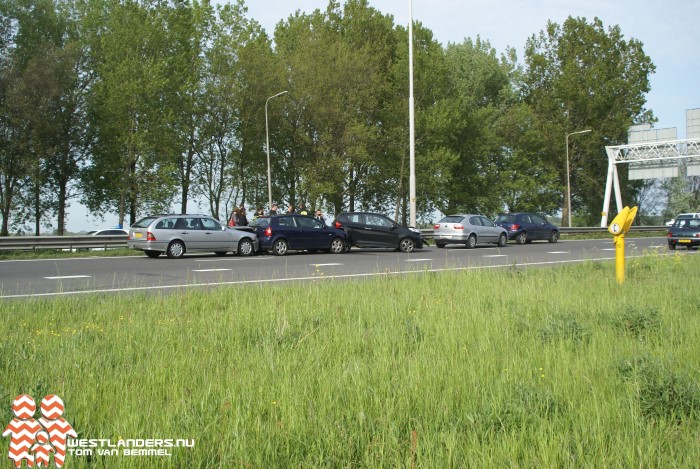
[679,239,690,243]
[135,233,143,238]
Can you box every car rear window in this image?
[495,215,515,223]
[132,217,158,228]
[250,218,270,228]
[438,216,464,223]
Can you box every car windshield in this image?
[438,216,464,223]
[132,217,158,228]
[495,215,516,223]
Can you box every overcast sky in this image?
[65,0,699,232]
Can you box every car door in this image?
[276,216,304,249]
[364,213,397,247]
[200,217,233,252]
[529,214,549,240]
[296,216,329,250]
[479,216,502,242]
[340,213,366,246]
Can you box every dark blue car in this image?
[249,214,347,256]
[494,213,560,244]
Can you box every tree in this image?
[522,16,655,225]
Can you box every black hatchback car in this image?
[250,214,347,256]
[494,213,560,244]
[333,212,423,253]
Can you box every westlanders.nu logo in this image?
[2,394,76,468]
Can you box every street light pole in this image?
[565,129,592,227]
[408,0,416,227]
[265,90,288,211]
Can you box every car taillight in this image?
[667,233,672,237]
[264,227,272,237]
[510,224,520,231]
[434,224,440,230]
[147,232,156,241]
[454,224,464,230]
[334,221,343,229]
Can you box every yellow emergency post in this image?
[607,206,638,284]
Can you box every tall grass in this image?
[1,252,699,467]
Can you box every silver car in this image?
[128,214,259,258]
[433,214,507,248]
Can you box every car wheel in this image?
[145,250,161,258]
[668,242,676,250]
[466,234,477,249]
[436,242,445,248]
[329,237,345,254]
[497,233,507,247]
[214,251,228,256]
[238,238,254,256]
[399,238,415,253]
[548,230,559,243]
[167,240,185,259]
[515,232,527,245]
[272,239,289,256]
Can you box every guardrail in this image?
[419,225,666,240]
[0,226,669,251]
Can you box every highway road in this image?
[0,237,688,299]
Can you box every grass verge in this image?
[1,251,698,467]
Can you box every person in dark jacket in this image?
[314,210,326,225]
[235,204,248,226]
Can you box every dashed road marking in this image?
[43,275,91,280]
[404,259,433,262]
[310,263,343,267]
[483,255,507,258]
[192,268,232,272]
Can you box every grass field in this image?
[1,251,699,467]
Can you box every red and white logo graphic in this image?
[2,395,76,468]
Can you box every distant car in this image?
[127,214,259,258]
[433,214,507,248]
[88,229,128,236]
[494,213,560,244]
[332,212,423,253]
[249,214,347,256]
[667,215,700,250]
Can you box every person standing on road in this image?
[286,204,295,214]
[298,203,309,216]
[228,207,238,227]
[314,210,326,225]
[236,204,248,226]
[269,204,278,215]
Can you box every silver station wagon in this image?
[128,214,259,258]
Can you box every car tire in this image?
[167,240,185,259]
[399,238,415,253]
[436,242,445,248]
[515,232,527,245]
[238,238,254,256]
[668,242,675,250]
[466,234,477,249]
[548,231,559,243]
[272,239,289,256]
[497,233,507,247]
[214,251,228,256]
[145,250,161,258]
[329,237,345,254]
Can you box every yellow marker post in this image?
[607,206,638,284]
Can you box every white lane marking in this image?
[601,248,616,251]
[483,255,507,258]
[547,251,569,254]
[2,252,677,299]
[192,269,232,272]
[310,263,343,267]
[196,256,274,262]
[404,258,433,262]
[43,275,91,280]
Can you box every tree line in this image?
[0,0,657,235]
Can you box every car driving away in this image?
[433,214,507,249]
[249,214,347,256]
[127,214,259,258]
[667,215,700,250]
[495,212,560,244]
[333,212,423,253]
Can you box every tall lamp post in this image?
[408,0,416,227]
[265,90,288,210]
[565,129,592,227]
